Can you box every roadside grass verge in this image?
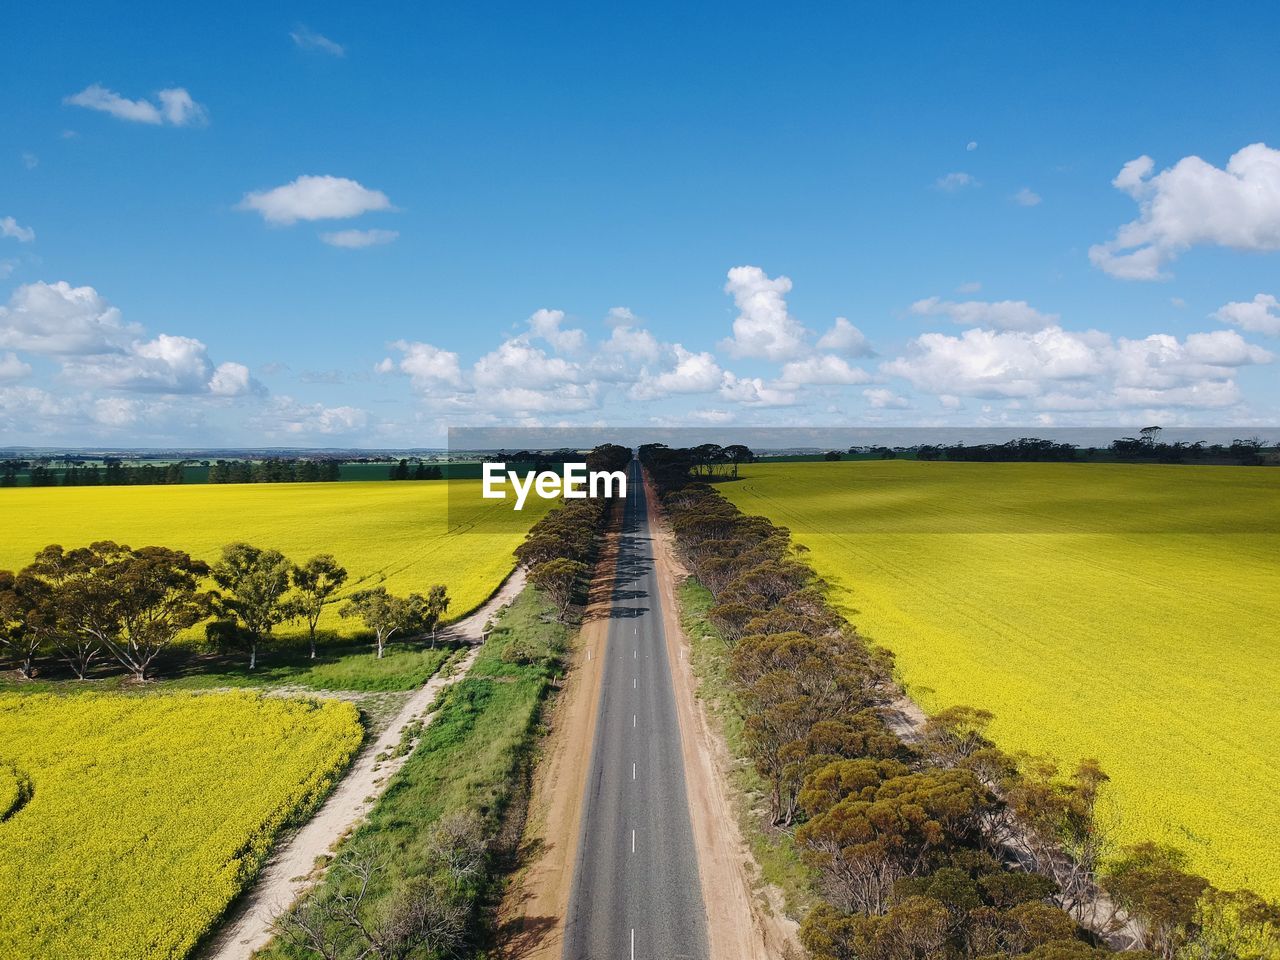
[677,577,817,920]
[261,585,566,959]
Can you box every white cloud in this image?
[156,88,208,126]
[380,340,464,391]
[1213,293,1280,337]
[778,354,871,385]
[936,172,978,191]
[966,141,978,152]
[0,281,258,400]
[0,281,137,354]
[1,217,35,243]
[0,353,31,381]
[208,361,254,396]
[720,265,809,360]
[718,372,797,407]
[527,308,587,354]
[238,175,393,225]
[816,316,872,356]
[474,339,579,390]
[65,84,207,126]
[67,333,215,393]
[1090,143,1280,280]
[600,322,661,364]
[479,384,599,415]
[883,325,1270,412]
[864,388,910,409]
[633,345,722,399]
[1014,187,1042,207]
[320,228,398,248]
[910,296,1060,331]
[605,306,639,326]
[21,152,38,170]
[291,25,345,56]
[956,281,982,294]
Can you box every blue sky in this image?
[3,1,1279,446]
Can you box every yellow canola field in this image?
[721,459,1280,899]
[0,691,362,960]
[0,480,549,639]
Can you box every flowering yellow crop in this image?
[0,691,362,959]
[0,480,550,639]
[722,459,1280,900]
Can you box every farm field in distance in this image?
[0,479,550,642]
[720,459,1280,899]
[0,691,362,960]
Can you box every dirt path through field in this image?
[202,568,527,960]
[645,474,802,960]
[495,506,621,959]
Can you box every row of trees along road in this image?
[0,542,449,680]
[641,444,1280,960]
[515,442,632,620]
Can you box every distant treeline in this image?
[826,430,1275,466]
[387,458,444,480]
[1,457,347,487]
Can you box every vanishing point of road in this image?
[560,460,709,960]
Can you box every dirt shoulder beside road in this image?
[203,567,527,960]
[496,505,621,960]
[645,474,802,960]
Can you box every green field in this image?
[1,480,549,641]
[720,460,1280,898]
[0,691,362,960]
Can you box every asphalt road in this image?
[561,460,709,960]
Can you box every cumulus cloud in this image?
[883,324,1271,411]
[65,84,207,126]
[633,345,722,400]
[0,352,31,381]
[720,265,809,360]
[600,322,662,364]
[0,281,137,354]
[778,354,872,385]
[238,175,393,225]
[1,217,35,243]
[527,308,587,354]
[474,338,579,390]
[910,296,1060,332]
[208,361,255,396]
[0,280,258,399]
[291,25,345,56]
[718,372,797,406]
[1014,187,1042,207]
[936,172,978,191]
[1090,143,1280,280]
[1213,293,1280,337]
[66,333,218,393]
[321,228,398,248]
[379,341,464,392]
[816,317,873,356]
